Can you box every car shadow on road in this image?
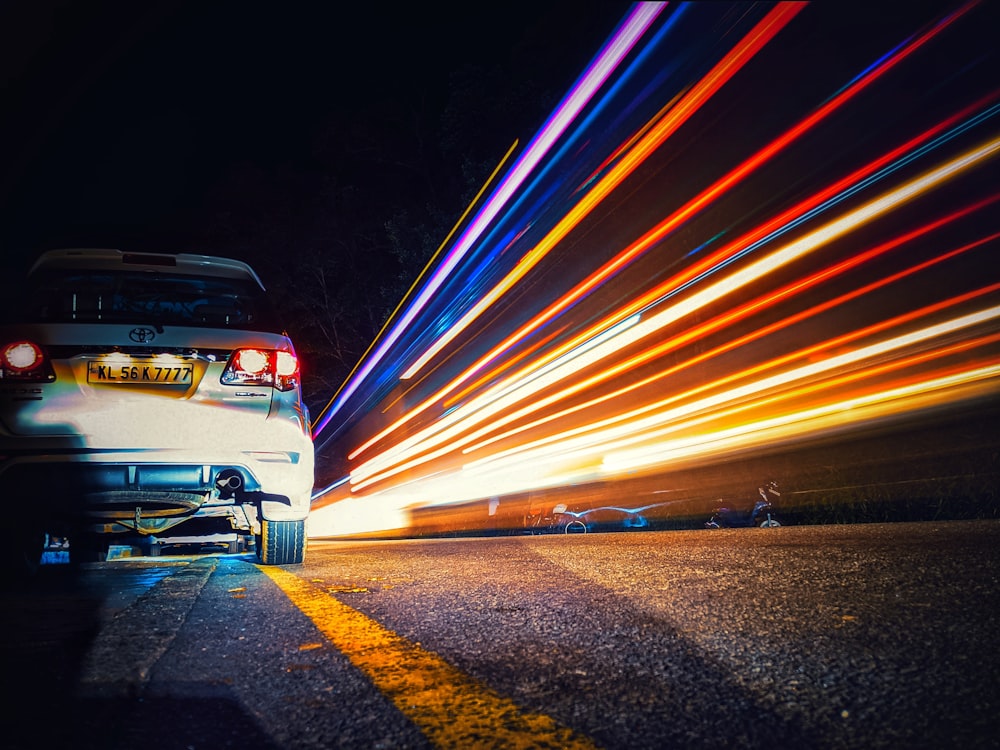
[67,689,282,749]
[0,560,279,750]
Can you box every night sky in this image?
[0,0,626,266]
[1,0,631,409]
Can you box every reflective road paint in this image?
[260,564,599,750]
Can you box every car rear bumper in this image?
[0,442,314,525]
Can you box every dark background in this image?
[0,0,629,414]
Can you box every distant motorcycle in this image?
[705,481,782,528]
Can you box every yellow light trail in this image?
[461,302,1000,481]
[455,354,1000,497]
[461,218,1000,456]
[322,355,1000,512]
[598,361,1000,476]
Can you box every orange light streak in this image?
[461,293,1000,473]
[486,106,1000,405]
[461,213,1000,454]
[439,97,998,414]
[350,135,1000,491]
[598,360,1000,475]
[439,323,570,412]
[472,350,1000,491]
[455,359,1000,499]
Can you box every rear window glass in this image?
[11,270,283,331]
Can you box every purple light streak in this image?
[312,2,666,437]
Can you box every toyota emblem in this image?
[129,327,157,343]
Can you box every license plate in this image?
[87,360,194,385]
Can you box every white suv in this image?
[0,249,314,570]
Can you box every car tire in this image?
[256,519,305,565]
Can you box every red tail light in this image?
[221,348,300,392]
[1,340,55,381]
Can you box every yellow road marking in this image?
[261,565,600,749]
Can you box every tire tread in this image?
[258,519,305,565]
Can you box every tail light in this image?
[1,340,55,381]
[221,348,300,392]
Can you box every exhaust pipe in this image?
[215,470,244,498]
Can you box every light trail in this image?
[309,1,1000,538]
[397,3,803,383]
[357,284,1000,495]
[438,91,1000,415]
[598,361,1000,476]
[311,2,666,436]
[460,216,1000,456]
[462,298,1000,478]
[348,8,984,461]
[308,138,521,435]
[347,136,1000,491]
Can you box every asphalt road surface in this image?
[2,521,998,749]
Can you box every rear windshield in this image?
[8,269,283,331]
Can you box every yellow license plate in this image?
[87,360,194,385]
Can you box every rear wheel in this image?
[256,519,305,565]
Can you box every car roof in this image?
[29,249,267,290]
